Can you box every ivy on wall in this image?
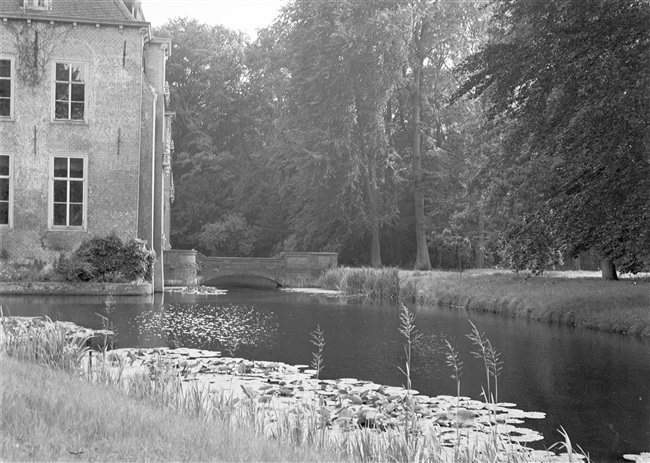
[7,22,69,86]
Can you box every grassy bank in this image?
[1,356,344,462]
[405,269,649,336]
[318,268,650,336]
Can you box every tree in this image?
[198,212,256,256]
[159,19,289,256]
[455,0,650,278]
[400,0,484,270]
[273,0,409,267]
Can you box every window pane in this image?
[0,80,10,98]
[53,203,67,225]
[70,65,85,82]
[0,156,8,176]
[70,84,84,102]
[70,103,84,120]
[55,63,69,81]
[69,158,83,178]
[69,204,83,226]
[0,99,9,117]
[0,203,7,225]
[0,60,10,78]
[53,158,68,178]
[53,180,67,202]
[55,83,69,102]
[69,180,83,202]
[55,101,69,119]
[0,178,8,201]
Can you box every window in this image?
[50,156,86,228]
[0,155,12,227]
[54,62,86,121]
[24,0,50,10]
[0,58,13,118]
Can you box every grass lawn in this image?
[0,355,344,463]
[402,269,650,336]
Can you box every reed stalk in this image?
[310,324,325,379]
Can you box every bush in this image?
[75,235,123,277]
[56,254,95,282]
[120,238,156,282]
[56,235,156,283]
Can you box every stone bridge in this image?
[164,251,338,288]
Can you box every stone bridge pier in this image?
[164,251,338,288]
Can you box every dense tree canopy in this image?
[455,0,650,276]
[158,0,648,277]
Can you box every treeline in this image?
[158,0,649,278]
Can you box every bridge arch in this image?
[201,272,283,289]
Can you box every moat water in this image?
[2,289,648,461]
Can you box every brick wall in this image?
[0,21,149,265]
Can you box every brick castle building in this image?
[0,0,173,292]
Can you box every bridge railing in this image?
[165,251,338,287]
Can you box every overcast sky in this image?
[141,0,286,37]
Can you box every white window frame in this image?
[24,0,51,11]
[0,153,13,228]
[48,154,88,230]
[51,61,88,123]
[0,56,15,120]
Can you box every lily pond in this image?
[2,288,649,461]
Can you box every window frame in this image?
[48,154,88,230]
[0,153,13,229]
[24,0,51,10]
[51,60,88,123]
[0,56,15,120]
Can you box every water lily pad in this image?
[623,454,650,462]
[339,378,359,384]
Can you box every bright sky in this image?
[142,0,287,37]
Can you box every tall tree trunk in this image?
[365,173,382,268]
[475,204,485,268]
[601,258,618,280]
[412,59,431,270]
[355,96,384,269]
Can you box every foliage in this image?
[158,19,286,256]
[272,0,412,267]
[56,254,95,282]
[119,239,156,282]
[198,212,256,257]
[454,0,650,275]
[75,234,123,277]
[57,235,155,283]
[498,211,564,275]
[159,1,648,272]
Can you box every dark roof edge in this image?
[1,13,150,29]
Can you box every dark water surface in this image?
[2,289,649,461]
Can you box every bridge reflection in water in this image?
[164,251,338,288]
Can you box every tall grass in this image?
[1,316,90,372]
[318,267,401,302]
